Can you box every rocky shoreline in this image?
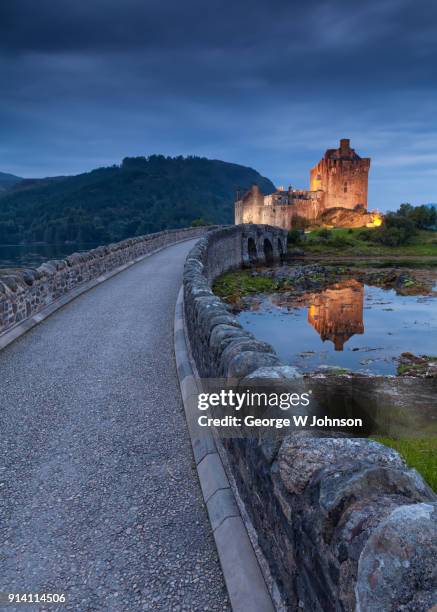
[214,262,437,379]
[250,262,436,297]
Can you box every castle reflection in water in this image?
[240,276,437,375]
[306,279,364,351]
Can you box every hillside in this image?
[0,171,22,192]
[0,156,275,244]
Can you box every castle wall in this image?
[310,139,370,210]
[235,184,265,224]
[310,159,370,210]
[288,195,325,222]
[236,193,325,229]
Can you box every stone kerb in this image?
[182,224,437,611]
[0,226,206,335]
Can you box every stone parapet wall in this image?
[0,227,206,335]
[184,224,287,377]
[183,224,437,611]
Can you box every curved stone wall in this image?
[0,226,206,335]
[183,224,437,611]
[184,225,287,377]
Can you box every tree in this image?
[191,218,209,227]
[287,229,302,245]
[372,212,417,246]
[0,156,275,245]
[292,215,310,230]
[397,203,436,229]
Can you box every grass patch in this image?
[373,437,437,492]
[295,228,437,258]
[213,270,278,302]
[397,355,437,376]
[316,258,437,268]
[319,367,351,376]
[397,363,423,375]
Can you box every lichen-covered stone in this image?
[318,464,434,518]
[226,351,281,380]
[208,325,252,368]
[279,436,404,495]
[356,503,437,612]
[219,338,275,376]
[206,313,241,334]
[244,365,302,380]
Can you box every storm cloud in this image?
[1,0,437,210]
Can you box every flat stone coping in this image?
[174,286,275,612]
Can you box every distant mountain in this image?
[0,155,275,245]
[0,171,22,192]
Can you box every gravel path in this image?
[0,240,230,611]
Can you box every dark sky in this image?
[1,0,437,210]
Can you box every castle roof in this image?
[324,139,362,162]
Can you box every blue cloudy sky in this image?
[1,0,436,210]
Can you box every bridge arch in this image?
[247,237,258,263]
[239,224,287,265]
[263,238,274,265]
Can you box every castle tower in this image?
[309,139,370,211]
[234,184,265,224]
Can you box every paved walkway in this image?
[0,240,229,611]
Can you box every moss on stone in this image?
[213,270,278,302]
[324,367,351,376]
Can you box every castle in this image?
[235,139,372,229]
[307,279,364,351]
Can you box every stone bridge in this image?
[0,224,435,612]
[0,225,286,337]
[241,225,287,266]
[0,224,284,612]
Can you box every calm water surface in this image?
[0,243,102,269]
[237,280,437,375]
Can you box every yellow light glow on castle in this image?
[366,211,383,228]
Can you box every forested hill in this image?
[0,156,275,245]
[0,172,22,192]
